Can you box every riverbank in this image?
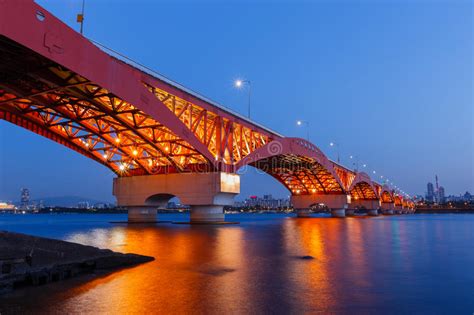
[415,208,474,214]
[0,231,154,295]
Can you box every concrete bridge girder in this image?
[113,172,240,222]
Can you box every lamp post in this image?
[77,0,86,35]
[296,120,310,141]
[235,79,251,119]
[349,155,359,172]
[330,142,340,163]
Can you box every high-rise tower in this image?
[20,188,30,210]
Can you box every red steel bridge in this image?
[0,1,414,222]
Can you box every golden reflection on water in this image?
[2,217,409,314]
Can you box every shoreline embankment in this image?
[0,231,154,295]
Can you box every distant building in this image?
[438,186,445,203]
[77,201,90,209]
[20,188,30,210]
[234,195,290,209]
[464,191,472,201]
[426,182,435,202]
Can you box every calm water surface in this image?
[0,213,473,314]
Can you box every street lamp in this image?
[77,0,86,35]
[349,155,359,171]
[234,79,251,119]
[329,142,340,163]
[296,120,310,141]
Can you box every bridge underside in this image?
[0,36,214,176]
[0,0,415,221]
[349,181,377,200]
[250,154,344,194]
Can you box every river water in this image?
[0,213,473,314]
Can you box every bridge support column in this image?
[113,172,240,223]
[394,206,403,214]
[296,209,311,218]
[127,206,158,223]
[345,209,355,216]
[331,209,346,218]
[367,209,378,216]
[351,199,381,211]
[190,205,225,223]
[381,202,395,215]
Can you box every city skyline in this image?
[0,0,472,202]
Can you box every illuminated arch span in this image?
[0,1,279,177]
[380,185,394,203]
[347,172,378,200]
[237,138,345,194]
[394,195,403,206]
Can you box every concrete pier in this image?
[345,209,355,216]
[127,206,158,223]
[113,172,240,223]
[331,209,346,218]
[190,205,225,223]
[367,209,378,216]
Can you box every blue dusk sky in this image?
[0,0,472,203]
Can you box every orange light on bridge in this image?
[132,150,138,156]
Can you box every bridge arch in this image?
[394,195,403,206]
[236,138,345,195]
[380,186,394,203]
[347,172,378,201]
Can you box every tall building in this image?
[438,186,445,203]
[20,188,30,210]
[426,182,435,202]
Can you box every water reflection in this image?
[1,214,474,314]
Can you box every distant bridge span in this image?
[0,1,414,222]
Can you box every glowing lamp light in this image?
[103,154,107,159]
[296,189,301,194]
[330,142,334,147]
[132,150,138,156]
[235,80,243,88]
[373,170,376,174]
[363,164,367,168]
[119,164,126,171]
[312,189,316,193]
[297,120,302,126]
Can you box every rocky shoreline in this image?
[0,231,154,295]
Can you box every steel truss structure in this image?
[0,0,412,205]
